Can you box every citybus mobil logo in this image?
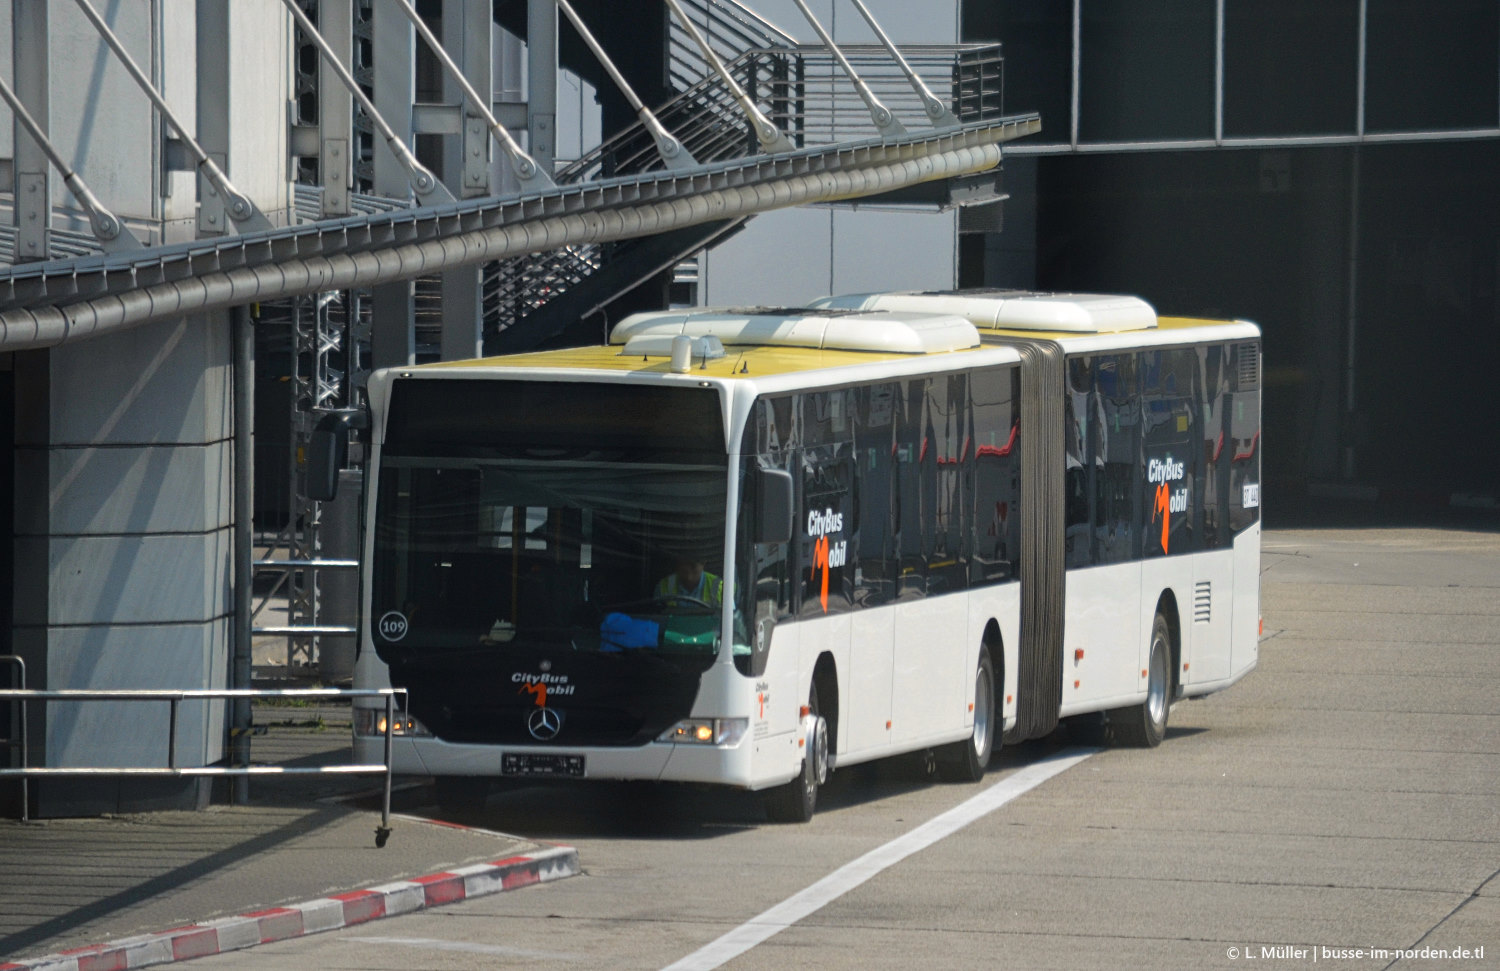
[807,507,847,613]
[378,611,409,641]
[514,671,576,708]
[1148,455,1188,554]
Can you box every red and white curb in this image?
[1,844,578,971]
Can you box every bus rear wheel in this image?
[937,645,995,782]
[765,684,828,823]
[1110,613,1172,748]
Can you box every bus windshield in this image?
[370,380,729,661]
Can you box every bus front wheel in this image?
[765,684,828,823]
[1110,613,1172,748]
[937,645,995,782]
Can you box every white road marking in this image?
[345,935,583,960]
[663,747,1096,971]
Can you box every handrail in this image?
[0,686,406,847]
[0,655,26,825]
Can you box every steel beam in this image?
[527,0,558,173]
[440,0,489,361]
[451,0,494,199]
[320,0,355,217]
[11,0,50,262]
[196,0,231,236]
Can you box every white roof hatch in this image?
[810,290,1158,333]
[610,306,981,354]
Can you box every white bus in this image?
[341,291,1261,821]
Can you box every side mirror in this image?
[754,468,794,545]
[306,410,366,501]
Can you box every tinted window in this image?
[1227,341,1262,532]
[385,380,724,460]
[1141,348,1203,557]
[970,366,1021,585]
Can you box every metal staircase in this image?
[484,0,1008,352]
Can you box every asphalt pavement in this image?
[1,495,1495,970]
[0,705,576,968]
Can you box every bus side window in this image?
[853,384,898,607]
[1093,354,1139,565]
[1227,341,1262,534]
[1201,344,1231,549]
[969,366,1020,585]
[895,378,928,599]
[1141,348,1201,557]
[926,372,968,594]
[1065,358,1093,567]
[799,445,854,616]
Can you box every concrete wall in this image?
[1,4,282,816]
[12,312,234,815]
[11,315,232,816]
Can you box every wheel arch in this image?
[981,617,1004,721]
[811,651,840,753]
[1155,588,1182,696]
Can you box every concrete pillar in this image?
[12,314,234,817]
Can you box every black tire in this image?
[765,684,829,823]
[1110,613,1172,748]
[937,645,996,782]
[433,776,490,815]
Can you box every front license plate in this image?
[502,753,585,778]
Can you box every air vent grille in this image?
[1194,580,1213,624]
[1236,342,1260,390]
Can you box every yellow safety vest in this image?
[654,572,724,607]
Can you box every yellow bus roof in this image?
[423,342,963,380]
[422,313,1252,381]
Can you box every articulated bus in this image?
[347,291,1261,820]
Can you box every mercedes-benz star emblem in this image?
[527,707,563,741]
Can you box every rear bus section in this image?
[816,291,1263,745]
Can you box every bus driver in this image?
[654,554,725,608]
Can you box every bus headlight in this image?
[354,708,432,737]
[656,718,748,747]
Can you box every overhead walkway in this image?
[0,0,1036,354]
[0,114,1037,352]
